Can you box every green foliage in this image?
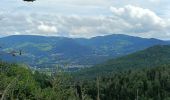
[0,61,82,100]
[0,62,39,99]
[81,65,170,100]
[2,45,170,100]
[75,45,170,78]
[2,61,170,100]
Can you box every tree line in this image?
[1,61,170,100]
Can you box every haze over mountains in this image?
[0,34,168,68]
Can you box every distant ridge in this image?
[0,34,168,67]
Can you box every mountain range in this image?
[0,34,168,68]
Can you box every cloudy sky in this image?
[0,0,170,39]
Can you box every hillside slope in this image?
[76,45,170,78]
[0,34,168,67]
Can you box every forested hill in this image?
[2,58,170,99]
[0,34,167,66]
[76,45,170,78]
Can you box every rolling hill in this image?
[76,45,170,78]
[0,34,168,68]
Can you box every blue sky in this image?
[0,0,170,39]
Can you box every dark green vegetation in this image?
[1,45,170,99]
[0,34,167,67]
[84,65,170,100]
[76,45,170,78]
[0,62,83,100]
[1,41,170,100]
[2,56,170,99]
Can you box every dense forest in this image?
[0,62,82,100]
[1,61,170,100]
[75,45,170,78]
[1,45,170,100]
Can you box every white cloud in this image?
[149,0,160,3]
[37,23,58,33]
[110,5,167,29]
[14,32,21,35]
[110,5,170,35]
[0,5,170,39]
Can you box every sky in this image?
[0,0,170,39]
